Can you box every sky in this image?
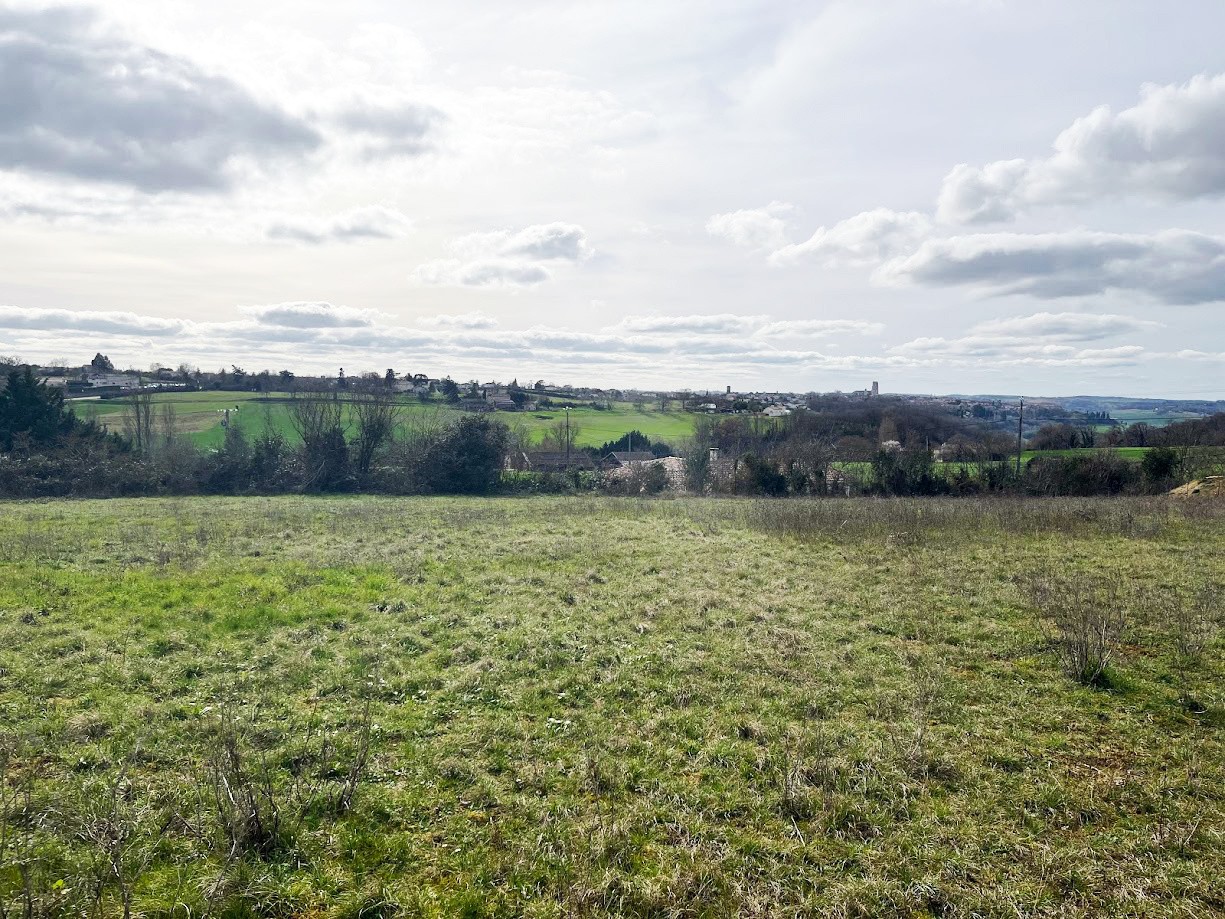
[1,0,1224,397]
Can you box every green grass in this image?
[72,392,697,450]
[1022,447,1152,462]
[1,496,1222,916]
[1109,410,1207,428]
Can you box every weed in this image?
[1026,574,1128,686]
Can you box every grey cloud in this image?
[0,305,182,335]
[0,7,321,192]
[0,302,1156,380]
[265,206,413,245]
[938,73,1225,223]
[240,302,387,329]
[332,101,444,159]
[876,229,1225,304]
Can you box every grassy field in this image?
[1109,410,1206,428]
[1021,448,1151,462]
[71,392,696,451]
[1,496,1222,916]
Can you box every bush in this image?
[1025,454,1139,496]
[737,453,787,496]
[1025,575,1127,686]
[1141,446,1179,487]
[418,416,510,494]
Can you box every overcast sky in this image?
[1,0,1224,396]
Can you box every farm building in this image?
[602,450,655,469]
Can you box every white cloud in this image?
[705,202,794,250]
[938,73,1225,223]
[754,319,884,337]
[264,206,413,244]
[610,314,765,334]
[888,310,1157,368]
[412,222,593,288]
[419,311,500,329]
[876,229,1225,304]
[769,208,932,266]
[969,311,1160,341]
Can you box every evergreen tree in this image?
[0,367,77,450]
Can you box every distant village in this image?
[10,353,1223,438]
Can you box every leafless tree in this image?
[123,390,155,456]
[542,416,581,453]
[351,392,401,476]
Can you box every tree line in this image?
[0,369,509,498]
[2,367,1220,499]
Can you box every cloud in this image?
[419,312,499,329]
[412,222,593,288]
[768,208,932,266]
[876,229,1225,304]
[412,259,552,289]
[888,310,1156,368]
[969,311,1160,341]
[706,202,794,250]
[754,319,884,337]
[892,337,1145,368]
[331,100,444,159]
[240,302,388,328]
[0,305,183,335]
[1,301,1164,380]
[264,206,413,244]
[0,7,320,193]
[938,73,1225,223]
[611,314,765,334]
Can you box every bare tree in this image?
[542,416,580,454]
[122,391,155,456]
[159,402,178,448]
[351,392,400,476]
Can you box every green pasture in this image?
[0,496,1221,916]
[71,392,698,450]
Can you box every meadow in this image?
[72,393,696,451]
[1,495,1221,917]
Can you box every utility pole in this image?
[1015,397,1024,477]
[564,407,571,464]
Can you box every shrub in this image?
[1025,575,1127,687]
[419,416,511,494]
